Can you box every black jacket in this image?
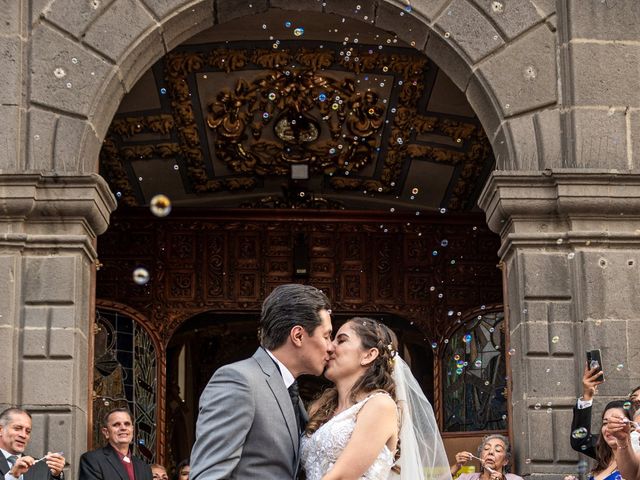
[0,453,61,479]
[78,445,152,480]
[570,402,598,459]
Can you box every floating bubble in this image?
[617,363,625,371]
[502,414,507,420]
[474,359,482,368]
[572,428,589,440]
[71,57,78,64]
[432,250,438,256]
[551,336,560,344]
[534,403,541,410]
[454,354,460,361]
[624,401,632,410]
[329,148,336,154]
[439,208,447,214]
[456,367,463,375]
[389,208,395,213]
[431,342,437,349]
[160,87,167,95]
[441,239,449,247]
[508,348,516,356]
[463,334,472,343]
[556,238,563,244]
[568,252,575,259]
[268,92,277,101]
[133,267,150,285]
[294,27,304,36]
[448,310,454,316]
[444,32,450,38]
[332,103,339,110]
[150,194,172,217]
[491,1,504,13]
[444,339,449,344]
[54,67,66,78]
[595,319,602,326]
[262,112,269,119]
[318,93,327,102]
[484,380,490,386]
[284,21,292,28]
[525,459,531,465]
[411,187,419,195]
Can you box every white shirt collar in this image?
[1,448,19,460]
[265,349,295,389]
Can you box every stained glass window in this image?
[93,309,157,462]
[442,310,507,432]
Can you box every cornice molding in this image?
[479,170,640,253]
[0,173,117,237]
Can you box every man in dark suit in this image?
[0,407,65,480]
[78,408,152,480]
[190,283,335,479]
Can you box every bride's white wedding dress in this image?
[300,392,395,480]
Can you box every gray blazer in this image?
[190,347,305,480]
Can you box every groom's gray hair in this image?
[259,284,331,350]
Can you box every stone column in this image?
[479,170,640,478]
[0,174,116,478]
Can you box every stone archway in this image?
[24,0,562,175]
[4,1,640,479]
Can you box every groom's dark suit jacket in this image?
[0,453,60,480]
[190,347,308,480]
[77,444,152,480]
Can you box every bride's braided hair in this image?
[306,318,401,466]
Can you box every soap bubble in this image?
[463,334,472,343]
[132,267,150,285]
[617,363,624,371]
[551,336,559,344]
[441,239,449,247]
[572,427,588,439]
[294,27,304,36]
[150,194,172,217]
[534,403,541,410]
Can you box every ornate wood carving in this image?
[99,43,493,210]
[98,210,501,341]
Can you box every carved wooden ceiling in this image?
[101,10,494,212]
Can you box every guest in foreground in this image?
[78,408,152,480]
[450,434,523,480]
[605,401,640,480]
[0,407,65,480]
[587,400,631,480]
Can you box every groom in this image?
[190,284,334,479]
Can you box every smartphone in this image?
[586,349,605,381]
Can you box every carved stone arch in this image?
[31,0,560,176]
[94,299,167,461]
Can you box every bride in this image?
[300,317,452,480]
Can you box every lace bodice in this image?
[300,393,396,480]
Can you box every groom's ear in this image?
[290,325,305,347]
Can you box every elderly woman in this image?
[450,434,524,480]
